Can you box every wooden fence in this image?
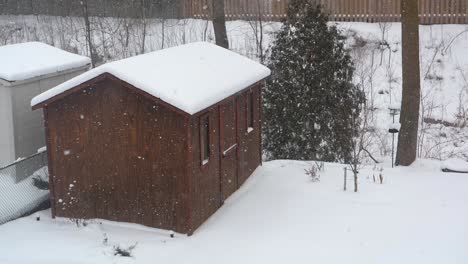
[182,0,468,24]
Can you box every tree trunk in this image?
[396,0,421,166]
[81,0,95,68]
[140,0,148,54]
[353,171,358,192]
[212,0,229,49]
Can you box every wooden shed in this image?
[31,42,271,234]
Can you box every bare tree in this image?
[80,0,96,67]
[396,0,421,166]
[212,0,229,49]
[139,0,149,54]
[348,93,378,192]
[246,0,266,63]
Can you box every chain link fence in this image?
[0,151,50,225]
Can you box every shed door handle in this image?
[222,144,237,157]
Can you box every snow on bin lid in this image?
[31,42,271,115]
[0,42,91,82]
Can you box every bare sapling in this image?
[305,163,320,182]
[80,0,97,67]
[245,0,266,63]
[348,91,374,192]
[378,21,391,66]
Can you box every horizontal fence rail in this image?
[0,151,49,225]
[183,0,468,24]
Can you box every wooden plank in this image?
[419,0,423,24]
[374,0,382,22]
[465,0,468,24]
[449,0,453,23]
[461,0,464,23]
[442,0,447,23]
[444,0,449,24]
[396,0,401,22]
[339,0,344,21]
[224,0,229,18]
[233,0,239,19]
[453,0,459,24]
[347,0,352,21]
[449,0,454,24]
[363,0,368,22]
[446,0,450,23]
[422,0,427,24]
[361,0,367,22]
[428,0,433,23]
[333,0,338,21]
[464,0,468,23]
[436,0,442,24]
[352,0,356,21]
[329,0,335,20]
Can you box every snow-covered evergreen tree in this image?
[263,1,364,162]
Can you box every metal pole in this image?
[343,167,347,191]
[391,111,395,168]
[392,134,395,168]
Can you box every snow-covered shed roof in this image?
[31,42,271,115]
[0,42,91,83]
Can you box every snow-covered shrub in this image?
[263,1,364,162]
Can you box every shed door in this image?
[220,98,238,201]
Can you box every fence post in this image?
[343,167,347,191]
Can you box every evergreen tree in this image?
[263,1,364,162]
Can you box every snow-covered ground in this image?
[0,160,467,264]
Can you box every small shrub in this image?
[102,233,109,246]
[70,218,88,227]
[113,243,137,257]
[305,164,320,182]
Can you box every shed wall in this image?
[190,108,222,231]
[46,78,190,233]
[0,84,14,166]
[237,85,262,184]
[189,83,263,232]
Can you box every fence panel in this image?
[0,151,49,225]
[184,0,468,24]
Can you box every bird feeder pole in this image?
[389,106,401,168]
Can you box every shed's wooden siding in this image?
[189,107,222,231]
[189,83,263,231]
[237,84,262,185]
[46,78,190,233]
